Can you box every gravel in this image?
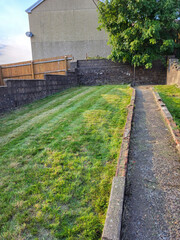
[121,86,180,240]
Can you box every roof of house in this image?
[25,0,45,13]
[26,0,100,13]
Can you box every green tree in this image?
[98,0,180,68]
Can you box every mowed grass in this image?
[155,85,180,129]
[0,85,132,240]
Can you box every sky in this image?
[0,0,36,64]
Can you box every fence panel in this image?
[0,55,72,85]
[0,67,3,86]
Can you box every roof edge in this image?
[25,0,45,13]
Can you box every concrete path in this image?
[121,86,180,240]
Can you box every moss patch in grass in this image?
[154,85,180,129]
[0,85,132,239]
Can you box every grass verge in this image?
[154,85,180,129]
[0,85,132,240]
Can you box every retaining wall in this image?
[0,59,167,113]
[167,58,180,87]
[0,72,77,113]
[74,59,166,86]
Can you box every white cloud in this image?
[0,35,32,64]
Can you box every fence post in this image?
[0,66,3,86]
[31,61,35,79]
[64,56,68,74]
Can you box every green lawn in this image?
[154,85,180,129]
[0,85,132,240]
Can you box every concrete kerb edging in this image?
[102,88,136,240]
[151,88,180,153]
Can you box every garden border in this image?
[152,88,180,153]
[102,88,136,240]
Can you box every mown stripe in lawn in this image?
[0,85,132,240]
[0,87,101,149]
[0,87,86,137]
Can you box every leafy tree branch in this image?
[98,0,180,68]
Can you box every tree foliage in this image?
[98,0,180,68]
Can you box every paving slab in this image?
[121,86,180,240]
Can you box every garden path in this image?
[121,86,180,240]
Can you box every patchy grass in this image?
[0,85,132,240]
[155,85,180,129]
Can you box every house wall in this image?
[167,58,180,87]
[28,0,111,60]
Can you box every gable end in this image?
[26,0,45,13]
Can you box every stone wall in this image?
[74,59,166,86]
[167,58,180,87]
[0,59,167,113]
[0,72,78,113]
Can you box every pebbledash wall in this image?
[167,58,180,87]
[0,59,166,113]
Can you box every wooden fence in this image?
[0,55,73,86]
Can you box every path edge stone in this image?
[101,88,136,240]
[151,87,180,153]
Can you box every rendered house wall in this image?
[28,0,111,60]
